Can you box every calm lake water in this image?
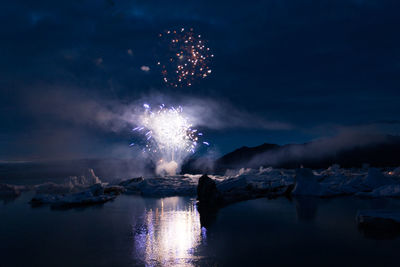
[1,192,400,267]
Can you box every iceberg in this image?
[118,175,207,197]
[34,168,104,194]
[356,184,400,198]
[30,184,116,208]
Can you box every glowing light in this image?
[141,65,150,72]
[133,198,204,266]
[157,28,213,87]
[132,104,208,175]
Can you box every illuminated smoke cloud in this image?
[155,160,179,176]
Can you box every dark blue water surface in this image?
[1,192,400,267]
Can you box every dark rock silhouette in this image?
[197,174,220,206]
[196,173,292,227]
[196,175,221,228]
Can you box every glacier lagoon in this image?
[2,191,400,266]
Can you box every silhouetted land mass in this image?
[183,135,400,173]
[214,136,400,171]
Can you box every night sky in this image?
[1,0,400,161]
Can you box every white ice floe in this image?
[115,166,400,198]
[289,166,400,197]
[116,173,228,197]
[31,184,116,208]
[356,184,400,198]
[6,166,400,201]
[28,169,122,207]
[34,168,103,194]
[119,176,198,197]
[211,168,294,206]
[349,168,397,197]
[292,168,351,197]
[292,169,332,197]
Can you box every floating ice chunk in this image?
[362,168,390,190]
[68,169,101,186]
[292,169,322,196]
[356,184,400,198]
[118,176,197,197]
[30,184,116,208]
[224,168,255,177]
[341,168,393,195]
[34,169,103,194]
[292,169,343,197]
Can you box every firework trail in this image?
[131,104,209,175]
[157,28,214,87]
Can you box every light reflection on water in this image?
[3,194,400,266]
[133,197,205,266]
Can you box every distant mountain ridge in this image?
[217,143,280,166]
[213,135,400,172]
[182,135,400,173]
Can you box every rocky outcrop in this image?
[196,175,221,227]
[197,174,220,206]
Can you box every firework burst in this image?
[131,104,209,175]
[157,28,214,87]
